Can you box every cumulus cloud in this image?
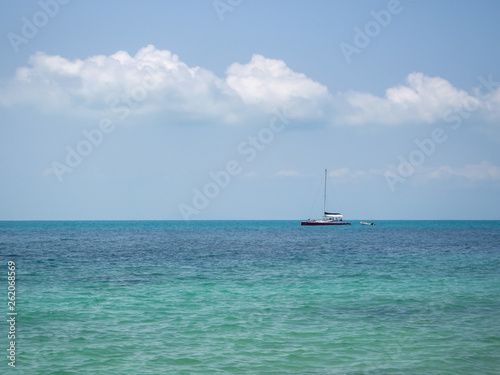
[335,73,481,125]
[1,45,499,126]
[226,54,331,118]
[0,45,238,121]
[0,45,329,123]
[481,85,500,122]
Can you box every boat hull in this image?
[301,221,351,226]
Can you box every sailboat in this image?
[301,169,351,226]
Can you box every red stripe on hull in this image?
[301,222,351,226]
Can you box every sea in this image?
[1,220,499,374]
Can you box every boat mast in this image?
[323,169,327,215]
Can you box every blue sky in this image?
[1,0,500,220]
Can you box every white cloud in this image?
[380,161,500,188]
[1,45,239,121]
[226,54,331,118]
[0,45,329,123]
[333,162,500,187]
[328,167,367,183]
[336,73,481,125]
[1,46,499,127]
[482,86,500,122]
[426,161,500,181]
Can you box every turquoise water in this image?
[1,220,499,374]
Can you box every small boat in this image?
[301,169,351,226]
[360,221,375,226]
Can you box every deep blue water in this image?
[1,220,499,374]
